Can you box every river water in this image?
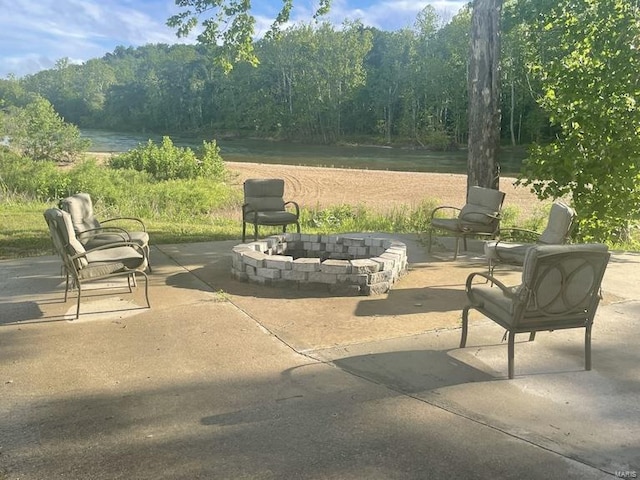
[81,129,525,175]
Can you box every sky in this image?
[0,0,466,79]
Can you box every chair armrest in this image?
[465,271,517,303]
[284,200,300,216]
[71,241,147,261]
[497,227,541,243]
[101,217,147,232]
[77,226,132,242]
[430,205,461,220]
[459,210,500,223]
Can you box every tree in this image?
[1,95,90,162]
[517,0,640,243]
[167,0,504,189]
[467,0,502,191]
[167,0,331,73]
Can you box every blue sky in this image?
[0,0,466,78]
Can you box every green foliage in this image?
[167,0,332,73]
[517,0,640,242]
[1,95,90,163]
[109,136,227,181]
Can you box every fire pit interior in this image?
[231,233,407,295]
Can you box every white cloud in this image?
[0,0,183,78]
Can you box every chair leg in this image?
[242,221,246,242]
[64,273,70,302]
[529,332,536,341]
[460,306,470,348]
[141,272,150,309]
[253,222,258,241]
[453,236,460,260]
[145,245,152,273]
[462,235,468,252]
[508,331,516,379]
[283,225,287,233]
[75,284,82,319]
[296,221,300,233]
[585,324,592,371]
[427,229,433,253]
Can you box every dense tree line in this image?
[6,6,548,148]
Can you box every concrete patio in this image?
[1,233,638,479]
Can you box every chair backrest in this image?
[44,208,89,272]
[244,179,286,212]
[516,243,609,322]
[538,202,575,244]
[459,186,506,226]
[59,193,101,240]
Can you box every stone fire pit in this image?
[231,233,408,295]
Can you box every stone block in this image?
[265,256,293,270]
[257,267,281,279]
[362,282,391,295]
[308,272,338,284]
[350,259,381,274]
[320,259,351,274]
[282,270,308,282]
[369,270,394,284]
[293,258,321,272]
[337,274,369,286]
[242,250,267,268]
[370,256,395,271]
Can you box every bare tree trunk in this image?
[467,0,502,193]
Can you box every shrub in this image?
[1,95,90,163]
[109,136,227,182]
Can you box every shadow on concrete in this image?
[332,349,494,393]
[355,286,466,316]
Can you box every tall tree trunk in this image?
[467,0,502,193]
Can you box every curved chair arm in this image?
[465,271,517,304]
[242,203,255,218]
[69,241,148,267]
[101,216,147,232]
[459,210,501,224]
[430,205,461,220]
[496,227,541,243]
[77,226,131,242]
[284,200,300,216]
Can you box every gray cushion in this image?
[538,202,575,244]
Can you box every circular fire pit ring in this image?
[231,233,408,295]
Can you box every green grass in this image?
[3,149,638,260]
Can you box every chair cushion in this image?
[59,193,101,240]
[469,284,519,325]
[245,211,299,225]
[538,202,575,244]
[484,241,530,265]
[83,231,150,249]
[84,245,146,276]
[459,204,499,226]
[467,186,505,210]
[244,179,287,212]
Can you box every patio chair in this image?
[44,208,150,319]
[59,192,151,272]
[242,178,300,242]
[428,186,505,260]
[484,201,576,275]
[460,243,610,379]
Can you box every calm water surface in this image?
[81,129,525,175]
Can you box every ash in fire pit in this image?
[231,233,407,295]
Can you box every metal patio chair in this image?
[44,208,150,319]
[460,243,610,379]
[428,186,506,260]
[242,178,300,242]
